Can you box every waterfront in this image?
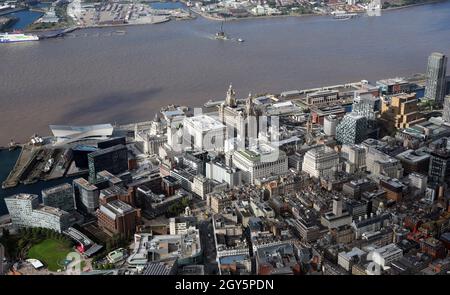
[4,10,43,30]
[0,149,77,215]
[0,1,450,145]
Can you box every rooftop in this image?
[184,114,225,132]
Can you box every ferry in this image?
[0,33,39,43]
[215,20,228,40]
[333,12,358,20]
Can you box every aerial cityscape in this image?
[1,0,450,278]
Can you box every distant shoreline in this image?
[21,0,448,34]
[189,0,447,22]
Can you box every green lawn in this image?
[27,239,73,272]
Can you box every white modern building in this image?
[324,115,339,137]
[341,144,366,173]
[302,145,340,179]
[206,160,242,187]
[50,124,113,144]
[368,243,403,269]
[5,194,71,233]
[183,114,226,152]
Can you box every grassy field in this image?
[27,238,73,272]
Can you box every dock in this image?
[2,143,70,189]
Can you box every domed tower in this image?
[150,112,163,135]
[226,83,237,108]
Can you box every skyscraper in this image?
[424,52,448,104]
[443,95,450,123]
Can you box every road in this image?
[198,217,218,275]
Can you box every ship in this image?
[215,20,228,40]
[332,12,358,20]
[0,33,39,43]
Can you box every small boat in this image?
[237,38,244,42]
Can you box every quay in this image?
[0,7,26,17]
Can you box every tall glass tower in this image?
[424,52,448,105]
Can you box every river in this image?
[0,1,449,146]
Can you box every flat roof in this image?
[184,114,225,132]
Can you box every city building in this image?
[218,84,253,147]
[302,146,339,180]
[342,178,377,199]
[321,198,352,229]
[205,160,241,187]
[420,237,447,259]
[365,148,404,181]
[287,217,321,242]
[336,113,367,145]
[183,114,226,152]
[97,137,126,149]
[208,192,233,214]
[5,194,71,232]
[369,244,403,269]
[255,243,300,275]
[376,77,413,95]
[49,124,114,144]
[97,199,141,237]
[408,172,428,194]
[192,175,216,200]
[311,105,346,125]
[337,247,366,272]
[380,93,425,132]
[380,178,405,202]
[169,216,197,235]
[231,144,288,184]
[323,115,339,137]
[305,90,339,106]
[73,178,101,214]
[443,95,450,123]
[395,149,430,175]
[88,144,128,183]
[424,52,448,104]
[428,137,450,184]
[127,230,202,268]
[42,183,75,212]
[71,145,98,168]
[351,212,390,239]
[135,130,167,155]
[341,144,366,173]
